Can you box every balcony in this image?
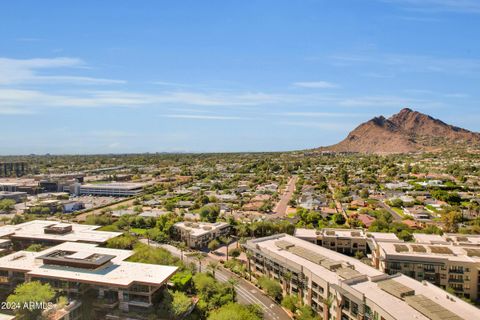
[93,298,119,309]
[128,300,152,308]
[449,269,464,274]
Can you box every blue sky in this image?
[0,0,479,154]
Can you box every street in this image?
[145,241,291,320]
[273,175,297,216]
[377,201,403,222]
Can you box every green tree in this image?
[220,236,232,261]
[229,248,241,258]
[297,305,318,320]
[281,295,298,313]
[208,303,262,320]
[0,199,16,212]
[25,244,43,252]
[193,273,234,312]
[208,239,220,252]
[128,243,178,265]
[227,278,238,302]
[171,291,192,318]
[200,205,220,223]
[258,276,282,301]
[207,261,219,278]
[106,233,137,249]
[7,281,55,319]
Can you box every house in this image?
[357,214,376,228]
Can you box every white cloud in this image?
[277,112,362,117]
[382,0,480,13]
[293,81,338,89]
[338,95,443,109]
[330,53,480,75]
[277,121,352,131]
[0,57,125,85]
[162,114,246,120]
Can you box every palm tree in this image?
[192,252,207,273]
[178,242,187,262]
[227,278,238,302]
[283,271,292,295]
[220,236,232,261]
[250,223,258,238]
[246,251,253,281]
[207,261,219,278]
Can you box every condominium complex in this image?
[0,220,121,250]
[294,228,400,257]
[0,242,178,315]
[173,221,231,248]
[295,228,480,303]
[79,183,144,197]
[244,234,480,320]
[374,237,480,302]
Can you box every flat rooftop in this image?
[321,228,366,238]
[294,228,400,242]
[0,242,178,288]
[80,183,144,190]
[0,220,121,244]
[377,241,480,263]
[174,221,229,237]
[413,233,447,244]
[444,233,480,246]
[293,228,318,239]
[366,232,400,242]
[248,234,382,284]
[351,274,479,320]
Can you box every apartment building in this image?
[374,240,480,302]
[173,221,230,248]
[294,228,399,257]
[0,191,27,203]
[244,234,480,320]
[0,220,121,249]
[0,242,178,315]
[79,183,143,197]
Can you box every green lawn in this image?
[130,228,148,235]
[392,207,405,217]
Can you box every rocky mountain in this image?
[323,108,480,154]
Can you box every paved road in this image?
[273,176,297,216]
[377,201,403,222]
[145,241,291,320]
[73,198,136,222]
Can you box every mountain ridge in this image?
[321,108,480,154]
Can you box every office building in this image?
[79,183,143,197]
[173,221,230,248]
[0,220,121,249]
[0,242,178,314]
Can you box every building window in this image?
[343,298,350,311]
[352,302,358,316]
